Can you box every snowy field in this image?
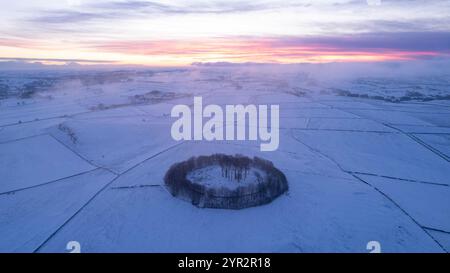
[0,65,449,253]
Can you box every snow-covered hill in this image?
[0,66,449,252]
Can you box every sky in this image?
[0,0,450,66]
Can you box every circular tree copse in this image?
[164,154,288,209]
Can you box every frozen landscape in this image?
[1,64,450,253]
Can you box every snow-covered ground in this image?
[187,165,265,190]
[0,66,449,253]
